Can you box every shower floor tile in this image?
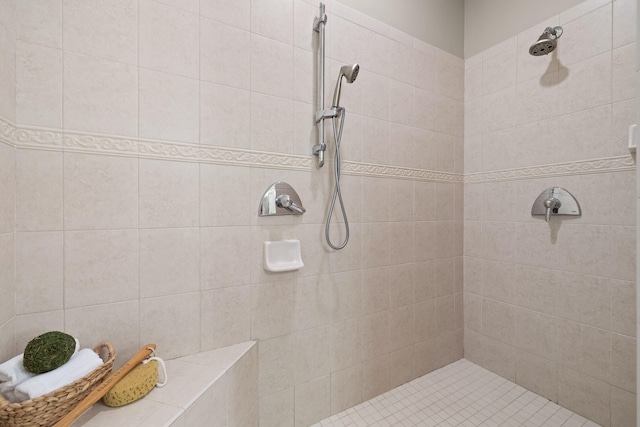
[313,359,600,427]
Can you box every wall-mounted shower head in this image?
[529,26,563,56]
[332,63,360,108]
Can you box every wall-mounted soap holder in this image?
[264,240,304,272]
[258,182,306,216]
[531,187,581,222]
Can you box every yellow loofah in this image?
[102,360,158,407]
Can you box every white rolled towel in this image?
[13,348,102,402]
[0,354,35,387]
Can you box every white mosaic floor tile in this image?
[312,359,600,427]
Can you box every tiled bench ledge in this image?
[74,341,258,427]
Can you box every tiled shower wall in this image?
[463,0,637,426]
[0,0,464,425]
[0,0,16,363]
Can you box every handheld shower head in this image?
[332,63,360,108]
[529,26,563,56]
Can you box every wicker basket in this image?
[0,342,115,427]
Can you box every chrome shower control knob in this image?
[276,194,292,208]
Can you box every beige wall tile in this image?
[16,42,62,128]
[200,17,249,90]
[557,320,610,382]
[611,226,636,281]
[559,272,611,331]
[436,330,463,368]
[613,0,636,48]
[611,334,636,393]
[414,338,438,376]
[138,0,198,78]
[481,259,516,304]
[200,82,251,149]
[66,300,139,367]
[332,270,362,321]
[200,0,249,30]
[139,69,199,144]
[611,279,636,337]
[294,325,330,385]
[251,0,293,45]
[515,308,557,361]
[201,226,251,289]
[558,52,612,115]
[0,319,15,362]
[293,275,333,331]
[259,334,294,398]
[463,329,483,365]
[251,34,293,99]
[17,0,61,48]
[559,4,611,66]
[435,295,455,335]
[360,311,389,362]
[362,354,390,401]
[515,350,557,402]
[139,228,199,298]
[361,222,389,268]
[201,286,251,351]
[64,153,138,230]
[15,231,63,314]
[558,224,612,277]
[139,159,199,228]
[184,376,227,427]
[611,171,636,226]
[388,265,413,308]
[63,0,136,65]
[331,318,361,372]
[228,347,258,426]
[389,345,415,388]
[251,92,293,153]
[414,260,436,302]
[482,298,515,345]
[15,149,62,231]
[140,292,200,360]
[515,265,558,316]
[259,388,294,427]
[64,229,138,308]
[415,298,437,342]
[63,52,138,136]
[330,364,362,415]
[611,385,636,427]
[294,375,330,427]
[435,258,455,297]
[251,281,295,340]
[481,335,516,381]
[14,310,64,351]
[389,305,415,352]
[388,223,413,265]
[362,267,389,314]
[558,367,610,427]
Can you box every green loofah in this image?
[23,331,76,374]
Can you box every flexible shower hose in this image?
[325,107,349,250]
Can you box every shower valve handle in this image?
[276,194,306,214]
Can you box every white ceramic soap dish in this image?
[264,240,304,272]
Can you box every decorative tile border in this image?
[464,156,636,183]
[4,122,636,182]
[0,117,15,147]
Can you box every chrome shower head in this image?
[529,26,563,56]
[332,63,360,108]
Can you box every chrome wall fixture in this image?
[531,187,581,222]
[258,182,306,216]
[312,2,359,250]
[529,26,564,56]
[312,3,327,167]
